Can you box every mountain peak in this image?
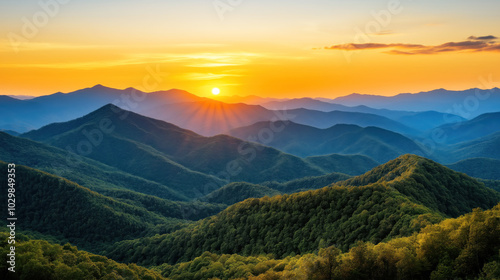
[91,84,108,89]
[339,154,500,217]
[0,95,22,102]
[124,86,139,91]
[95,103,121,112]
[339,154,423,184]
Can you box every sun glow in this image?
[212,87,220,95]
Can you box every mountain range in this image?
[260,98,467,131]
[228,121,429,163]
[10,153,498,265]
[20,104,378,198]
[6,98,498,179]
[2,85,484,137]
[433,112,500,144]
[330,87,500,118]
[2,85,500,279]
[105,155,500,265]
[0,85,206,133]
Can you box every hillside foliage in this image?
[0,232,165,280]
[158,204,500,280]
[106,183,443,265]
[105,156,500,266]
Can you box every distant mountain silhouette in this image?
[143,99,276,136]
[0,84,206,132]
[288,108,418,136]
[331,88,500,118]
[447,158,500,180]
[229,121,427,162]
[262,98,354,111]
[442,132,500,163]
[143,100,419,136]
[261,98,466,131]
[1,84,423,136]
[2,85,478,135]
[215,95,284,104]
[434,112,500,144]
[396,111,467,131]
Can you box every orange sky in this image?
[1,0,500,98]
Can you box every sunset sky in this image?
[1,0,500,98]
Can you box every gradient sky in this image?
[1,0,500,98]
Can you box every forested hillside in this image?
[0,232,165,280]
[0,132,187,201]
[338,155,500,217]
[105,155,500,266]
[0,162,191,251]
[107,183,442,265]
[2,192,499,280]
[157,203,500,280]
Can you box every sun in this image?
[212,87,220,95]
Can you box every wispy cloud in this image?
[323,35,500,55]
[326,43,424,50]
[179,52,259,67]
[468,35,498,41]
[181,73,242,81]
[0,51,262,70]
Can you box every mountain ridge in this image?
[228,121,428,162]
[331,88,500,118]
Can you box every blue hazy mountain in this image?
[442,132,500,163]
[228,121,429,163]
[1,85,413,137]
[286,108,418,136]
[434,112,500,144]
[0,84,206,132]
[2,85,483,137]
[143,99,277,136]
[261,98,466,131]
[331,88,500,118]
[447,158,500,180]
[141,98,418,136]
